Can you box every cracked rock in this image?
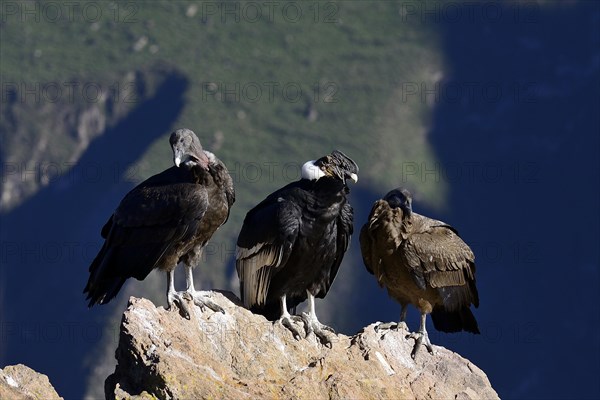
[106,292,499,400]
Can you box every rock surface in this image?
[107,292,499,400]
[0,364,63,400]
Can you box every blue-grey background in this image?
[1,1,598,398]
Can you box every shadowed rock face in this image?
[106,292,498,400]
[0,364,63,400]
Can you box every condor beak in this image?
[348,172,358,183]
[174,149,183,167]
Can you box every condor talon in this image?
[299,291,335,345]
[280,314,304,341]
[407,316,436,358]
[167,271,191,319]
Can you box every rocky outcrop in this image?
[0,364,63,400]
[106,292,498,399]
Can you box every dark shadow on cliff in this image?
[0,68,188,399]
[415,3,598,399]
[333,3,599,400]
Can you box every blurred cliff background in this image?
[1,1,598,398]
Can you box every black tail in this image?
[250,302,281,321]
[250,295,303,321]
[83,244,127,307]
[431,305,480,334]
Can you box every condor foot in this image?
[278,314,304,341]
[183,290,225,314]
[301,312,335,347]
[376,321,409,332]
[407,330,435,359]
[167,291,192,320]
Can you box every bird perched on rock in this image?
[236,150,358,345]
[84,128,235,318]
[360,188,479,358]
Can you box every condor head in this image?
[170,128,210,170]
[384,188,413,217]
[301,150,359,185]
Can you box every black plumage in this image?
[236,150,358,344]
[84,128,234,318]
[360,188,479,357]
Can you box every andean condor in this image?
[359,188,479,358]
[236,150,358,344]
[84,128,235,318]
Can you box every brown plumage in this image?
[360,188,479,358]
[84,128,234,318]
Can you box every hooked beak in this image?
[174,149,183,167]
[348,172,358,183]
[173,148,209,169]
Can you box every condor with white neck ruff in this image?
[236,150,358,345]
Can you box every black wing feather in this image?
[84,168,208,306]
[316,201,353,297]
[236,189,302,308]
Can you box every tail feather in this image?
[250,294,304,321]
[85,277,127,308]
[431,306,480,334]
[83,244,128,307]
[84,233,164,307]
[250,302,281,321]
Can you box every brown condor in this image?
[84,128,234,318]
[360,188,479,358]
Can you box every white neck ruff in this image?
[301,160,326,181]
